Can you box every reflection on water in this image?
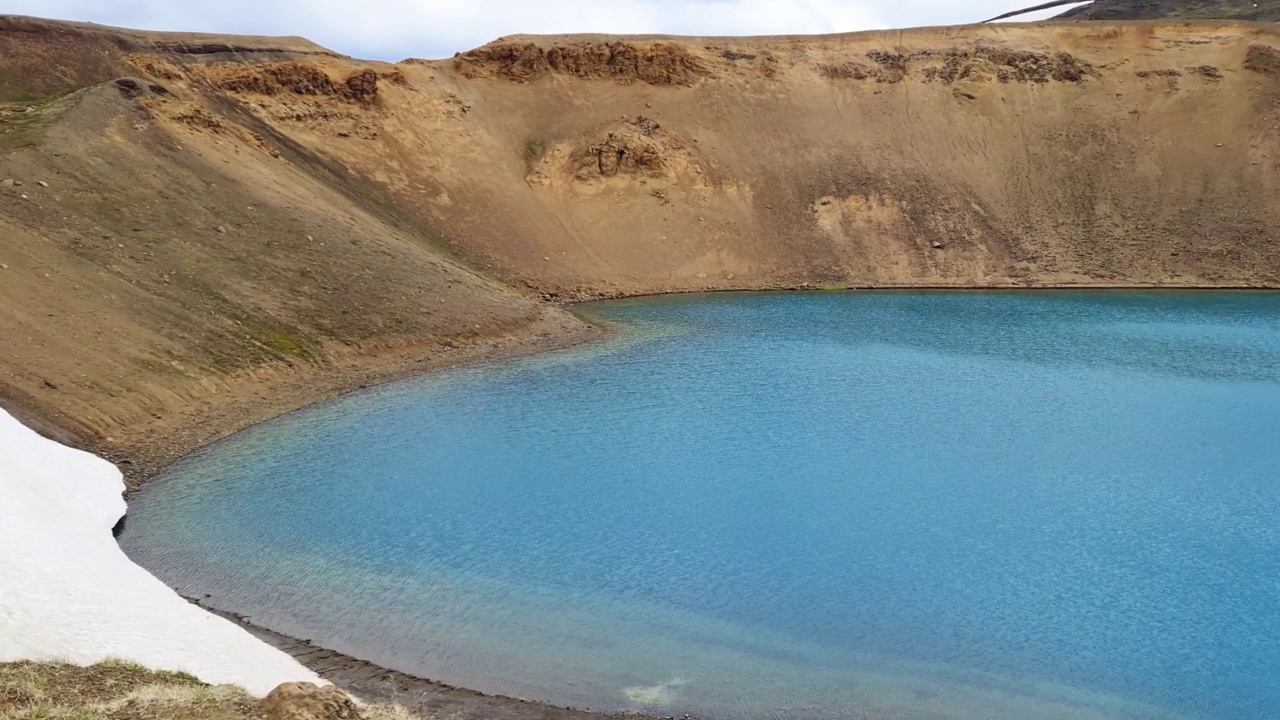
[123,292,1280,719]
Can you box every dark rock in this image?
[341,70,379,103]
[114,78,144,99]
[1245,44,1280,76]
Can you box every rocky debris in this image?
[175,107,224,130]
[821,46,1094,85]
[820,62,875,80]
[260,683,360,720]
[931,240,945,249]
[1187,65,1223,79]
[37,181,48,188]
[632,115,661,138]
[442,93,472,115]
[216,225,227,234]
[341,70,379,102]
[1244,44,1280,76]
[152,41,306,56]
[1137,68,1182,78]
[206,63,380,104]
[456,41,709,85]
[580,133,666,178]
[716,47,778,77]
[1,179,13,188]
[866,50,909,83]
[114,78,145,99]
[924,47,1095,84]
[570,116,683,180]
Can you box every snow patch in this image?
[0,408,323,696]
[990,1,1094,23]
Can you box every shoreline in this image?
[105,303,657,719]
[108,285,1279,719]
[97,284,1280,492]
[105,307,610,492]
[192,599,656,720]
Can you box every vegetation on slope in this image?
[0,16,586,479]
[1,16,1279,471]
[0,661,420,720]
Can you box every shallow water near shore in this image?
[123,291,1280,719]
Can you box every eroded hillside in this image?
[2,16,1279,468]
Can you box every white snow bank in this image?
[990,1,1094,22]
[0,408,323,696]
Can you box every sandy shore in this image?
[106,307,664,719]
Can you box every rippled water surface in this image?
[122,292,1280,719]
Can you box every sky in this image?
[0,0,1088,61]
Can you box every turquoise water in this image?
[121,292,1280,719]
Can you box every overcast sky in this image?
[1,1,1084,61]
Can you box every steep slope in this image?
[0,17,585,476]
[987,0,1280,23]
[1060,0,1280,21]
[427,23,1280,297]
[2,16,1280,467]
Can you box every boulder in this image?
[260,682,360,720]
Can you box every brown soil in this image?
[2,15,1280,719]
[1245,42,1280,75]
[3,18,1280,474]
[454,41,709,85]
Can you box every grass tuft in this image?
[0,661,434,720]
[523,138,547,168]
[0,94,73,151]
[254,326,320,361]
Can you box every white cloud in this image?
[2,0,1050,60]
